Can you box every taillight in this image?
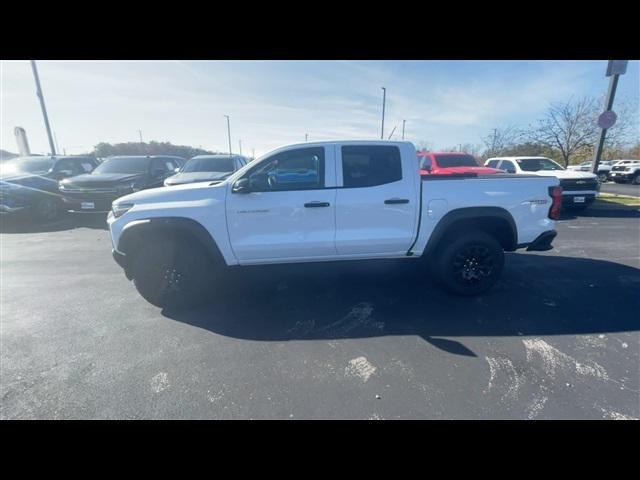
[548,186,563,219]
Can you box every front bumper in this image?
[610,172,634,182]
[524,230,557,252]
[112,249,133,280]
[61,194,119,213]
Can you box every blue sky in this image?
[1,60,638,157]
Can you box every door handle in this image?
[384,198,409,204]
[304,201,330,208]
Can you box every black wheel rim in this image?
[142,249,200,297]
[452,244,494,286]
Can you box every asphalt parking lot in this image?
[601,182,640,197]
[1,203,639,420]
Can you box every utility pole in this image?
[402,120,406,140]
[239,139,242,156]
[224,115,232,155]
[252,148,255,160]
[30,61,56,155]
[138,130,143,143]
[380,87,386,140]
[592,60,628,175]
[388,125,397,140]
[53,132,60,155]
[305,133,308,142]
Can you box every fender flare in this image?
[117,217,225,273]
[422,206,517,256]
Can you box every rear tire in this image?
[436,230,504,296]
[633,174,640,185]
[131,238,214,308]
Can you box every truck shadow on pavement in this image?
[559,206,640,221]
[0,213,108,233]
[161,254,640,356]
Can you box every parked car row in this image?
[566,159,640,184]
[0,153,250,221]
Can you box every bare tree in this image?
[481,126,522,158]
[527,97,600,167]
[528,96,637,166]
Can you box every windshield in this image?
[92,157,149,174]
[516,158,564,171]
[183,157,235,173]
[1,157,54,175]
[435,154,478,168]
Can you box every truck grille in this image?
[560,179,598,191]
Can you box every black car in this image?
[164,154,249,186]
[59,155,184,212]
[0,155,99,221]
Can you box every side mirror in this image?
[506,169,516,174]
[232,178,251,193]
[248,172,270,191]
[174,167,180,173]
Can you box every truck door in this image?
[335,144,418,255]
[226,146,337,262]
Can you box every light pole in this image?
[305,133,308,142]
[224,115,232,155]
[239,139,242,156]
[402,120,406,140]
[30,60,56,155]
[380,87,386,140]
[138,130,143,143]
[592,60,628,175]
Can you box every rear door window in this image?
[342,145,402,188]
[500,160,516,173]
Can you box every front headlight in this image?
[112,202,134,218]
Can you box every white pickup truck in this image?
[484,156,599,211]
[108,141,562,308]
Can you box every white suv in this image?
[485,156,599,211]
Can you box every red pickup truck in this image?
[418,151,502,176]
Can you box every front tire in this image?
[436,231,504,296]
[633,174,640,185]
[131,238,214,308]
[597,172,608,183]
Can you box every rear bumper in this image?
[563,193,596,206]
[519,230,557,252]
